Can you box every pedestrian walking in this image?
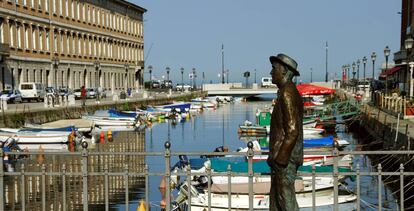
[81,86,87,107]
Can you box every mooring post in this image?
[164,141,171,211]
[81,141,89,211]
[247,141,254,211]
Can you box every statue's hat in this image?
[269,54,300,76]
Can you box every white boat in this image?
[17,144,69,151]
[210,176,334,195]
[0,132,69,144]
[187,192,357,210]
[303,128,325,135]
[92,125,137,133]
[82,116,138,126]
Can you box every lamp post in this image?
[166,66,170,81]
[352,62,356,93]
[254,69,257,84]
[371,52,377,81]
[362,56,367,93]
[226,69,229,84]
[405,37,413,96]
[410,62,414,98]
[356,59,360,91]
[384,46,391,94]
[180,67,184,92]
[310,68,313,83]
[148,65,153,91]
[192,68,196,90]
[346,64,350,91]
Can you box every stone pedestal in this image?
[113,94,119,101]
[68,95,76,106]
[44,96,49,108]
[1,99,7,110]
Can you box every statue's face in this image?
[270,63,285,87]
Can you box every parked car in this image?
[58,87,73,96]
[46,87,58,97]
[261,77,276,88]
[73,89,90,99]
[87,88,97,98]
[144,80,161,89]
[176,83,192,91]
[161,80,173,89]
[0,90,23,103]
[19,82,46,102]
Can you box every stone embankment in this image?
[0,91,206,128]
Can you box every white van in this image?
[19,82,46,102]
[261,77,276,88]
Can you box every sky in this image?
[133,0,401,84]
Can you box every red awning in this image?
[296,84,335,96]
[380,67,402,77]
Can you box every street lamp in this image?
[371,52,377,103]
[371,52,377,80]
[311,68,313,83]
[148,65,153,91]
[384,46,391,94]
[166,66,170,81]
[180,67,184,92]
[254,69,257,84]
[356,59,360,91]
[226,69,230,84]
[405,37,413,96]
[362,56,367,93]
[192,68,196,90]
[352,62,356,93]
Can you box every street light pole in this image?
[384,46,391,94]
[371,52,377,80]
[362,56,367,93]
[221,44,225,84]
[192,68,196,90]
[404,37,413,95]
[166,66,170,81]
[226,69,229,84]
[180,67,184,92]
[325,42,328,82]
[352,62,356,94]
[310,68,313,83]
[254,69,257,84]
[356,59,360,91]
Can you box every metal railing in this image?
[0,141,412,211]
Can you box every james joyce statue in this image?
[267,54,304,211]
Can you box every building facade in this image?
[0,0,146,92]
[393,0,414,96]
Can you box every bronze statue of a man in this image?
[267,54,303,211]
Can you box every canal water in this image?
[5,96,399,210]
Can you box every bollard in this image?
[81,141,89,211]
[44,96,48,108]
[1,99,6,111]
[107,129,113,142]
[100,131,105,144]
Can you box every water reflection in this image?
[5,131,146,211]
[4,99,401,210]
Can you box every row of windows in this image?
[0,21,144,62]
[7,0,143,37]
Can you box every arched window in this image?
[0,21,4,43]
[17,25,22,48]
[39,30,43,50]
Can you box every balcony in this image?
[394,50,407,64]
